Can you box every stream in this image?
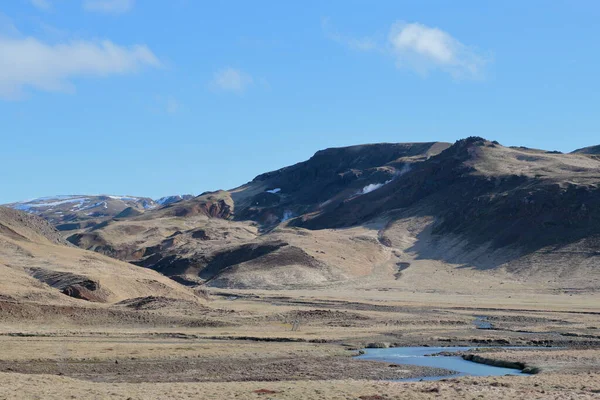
[356,346,532,381]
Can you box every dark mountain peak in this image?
[459,136,489,144]
[253,141,451,183]
[440,136,497,158]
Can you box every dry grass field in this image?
[1,280,599,399]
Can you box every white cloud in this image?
[0,37,160,99]
[83,0,134,14]
[31,0,52,11]
[211,67,253,93]
[389,22,487,78]
[325,19,488,79]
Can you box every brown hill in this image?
[0,207,198,304]
[65,143,448,288]
[54,138,600,290]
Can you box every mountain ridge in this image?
[5,137,600,290]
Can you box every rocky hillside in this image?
[25,138,600,290]
[294,137,600,273]
[229,142,451,225]
[63,142,450,288]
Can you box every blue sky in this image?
[1,0,599,204]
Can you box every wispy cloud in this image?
[83,0,135,14]
[325,19,489,79]
[0,37,160,100]
[210,67,253,93]
[31,0,52,11]
[322,18,378,52]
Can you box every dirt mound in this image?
[117,296,181,309]
[67,231,146,260]
[267,309,372,327]
[0,299,222,327]
[114,207,143,219]
[116,296,206,311]
[200,241,289,280]
[207,245,347,289]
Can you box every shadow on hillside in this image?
[396,209,600,272]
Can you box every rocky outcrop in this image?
[157,191,234,219]
[27,267,107,302]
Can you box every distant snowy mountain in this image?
[4,195,156,231]
[3,194,191,234]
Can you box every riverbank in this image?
[462,353,541,374]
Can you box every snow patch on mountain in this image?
[12,197,88,211]
[359,181,391,195]
[155,194,194,206]
[356,164,413,196]
[108,195,139,201]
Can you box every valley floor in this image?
[1,284,600,399]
